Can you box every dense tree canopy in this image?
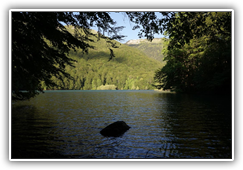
[12,12,127,100]
[40,27,162,91]
[154,12,232,94]
[12,11,232,100]
[12,11,169,100]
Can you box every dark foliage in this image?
[125,12,173,41]
[12,11,231,100]
[12,12,126,100]
[154,12,232,95]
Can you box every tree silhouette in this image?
[13,11,229,99]
[154,12,231,94]
[12,12,127,100]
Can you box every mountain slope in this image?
[41,27,163,90]
[125,38,167,63]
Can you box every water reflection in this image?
[11,91,232,159]
[154,93,232,158]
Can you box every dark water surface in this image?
[11,90,232,159]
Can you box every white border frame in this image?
[9,9,234,161]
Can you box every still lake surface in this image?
[11,90,232,159]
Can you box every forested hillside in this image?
[125,38,166,62]
[41,26,163,90]
[12,12,231,100]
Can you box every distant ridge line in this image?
[125,38,163,44]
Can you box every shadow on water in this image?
[11,91,232,159]
[12,105,73,158]
[153,93,232,158]
[12,94,57,157]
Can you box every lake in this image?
[11,90,232,159]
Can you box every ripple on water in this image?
[11,91,232,159]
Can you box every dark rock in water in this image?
[100,121,131,137]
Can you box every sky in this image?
[91,12,164,43]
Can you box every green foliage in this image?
[41,28,163,90]
[12,11,180,100]
[154,12,231,94]
[14,11,231,99]
[12,12,125,100]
